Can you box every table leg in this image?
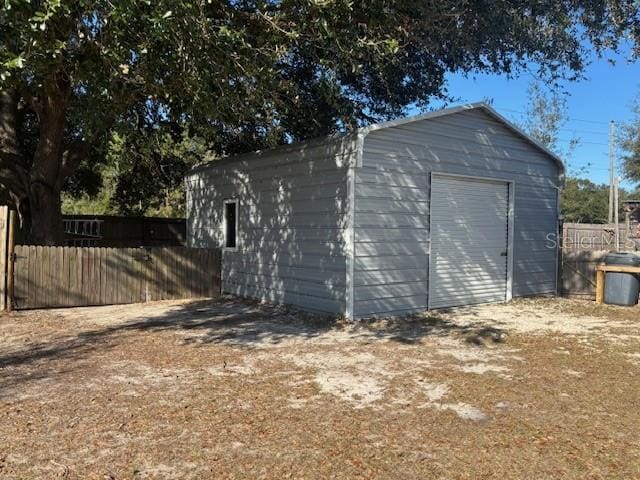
[595,270,605,305]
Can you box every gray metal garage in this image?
[186,102,564,319]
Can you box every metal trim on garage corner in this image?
[427,172,515,309]
[344,163,356,320]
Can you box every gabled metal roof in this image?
[356,102,565,177]
[189,102,565,178]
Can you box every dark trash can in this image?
[604,253,640,306]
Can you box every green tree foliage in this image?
[3,0,640,243]
[518,80,620,223]
[520,81,581,172]
[111,127,207,216]
[63,126,208,217]
[560,178,611,223]
[621,95,640,183]
[561,178,640,223]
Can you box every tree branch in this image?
[20,90,44,119]
[58,139,92,187]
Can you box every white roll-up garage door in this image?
[429,175,510,309]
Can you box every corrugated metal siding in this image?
[354,108,560,317]
[429,176,509,308]
[186,136,357,314]
[353,168,430,317]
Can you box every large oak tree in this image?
[2,0,640,244]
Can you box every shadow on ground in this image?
[0,296,504,395]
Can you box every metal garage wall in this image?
[186,136,357,314]
[353,107,560,317]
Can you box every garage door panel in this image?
[431,178,509,191]
[431,245,509,255]
[431,290,508,302]
[432,280,508,293]
[430,291,507,309]
[429,222,509,232]
[432,262,507,275]
[433,271,508,285]
[431,207,507,218]
[431,235,506,247]
[433,255,504,266]
[429,175,509,309]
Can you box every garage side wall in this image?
[354,108,560,317]
[186,137,356,314]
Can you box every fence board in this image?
[44,247,52,307]
[174,248,183,298]
[50,247,58,308]
[130,249,144,302]
[13,243,27,310]
[202,249,212,297]
[105,247,116,304]
[116,248,125,304]
[32,246,38,308]
[147,248,158,301]
[167,247,178,299]
[73,247,79,306]
[129,248,140,303]
[205,250,213,297]
[195,249,204,298]
[55,247,62,307]
[121,248,130,304]
[131,248,142,303]
[82,247,89,306]
[158,247,168,301]
[185,248,195,299]
[96,248,104,305]
[57,247,63,307]
[121,248,129,303]
[11,246,221,309]
[92,248,99,305]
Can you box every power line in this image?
[496,106,614,143]
[496,106,613,126]
[557,127,608,136]
[556,138,609,146]
[492,104,626,182]
[572,166,611,171]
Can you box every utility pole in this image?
[609,120,616,223]
[614,176,620,251]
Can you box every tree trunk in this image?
[29,184,64,245]
[0,89,19,156]
[28,75,69,245]
[0,90,30,228]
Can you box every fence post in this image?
[0,206,7,311]
[6,211,16,312]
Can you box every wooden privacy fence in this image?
[560,250,608,299]
[62,215,186,247]
[10,246,221,310]
[562,223,637,251]
[560,222,640,299]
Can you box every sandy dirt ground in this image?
[0,296,639,479]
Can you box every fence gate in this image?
[11,246,221,310]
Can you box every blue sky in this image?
[425,51,640,190]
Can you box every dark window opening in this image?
[224,201,237,248]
